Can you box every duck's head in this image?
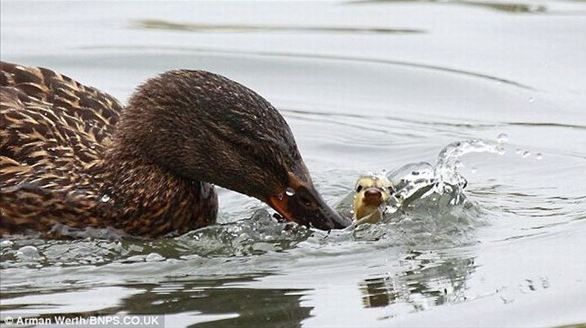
[352,175,394,224]
[115,70,351,230]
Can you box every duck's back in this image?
[0,62,124,234]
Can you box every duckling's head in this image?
[352,175,394,224]
[115,70,351,230]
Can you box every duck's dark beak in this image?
[267,189,351,230]
[267,173,351,230]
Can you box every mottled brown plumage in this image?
[0,62,349,238]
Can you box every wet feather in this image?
[0,62,217,237]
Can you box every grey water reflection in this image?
[122,279,312,328]
[349,0,548,14]
[0,275,313,328]
[360,251,474,310]
[133,19,425,35]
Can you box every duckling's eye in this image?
[356,185,363,192]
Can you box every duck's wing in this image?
[0,62,125,234]
[0,61,123,186]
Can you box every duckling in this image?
[0,62,351,238]
[352,175,394,225]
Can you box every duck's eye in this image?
[299,193,313,207]
[295,188,316,208]
[356,185,363,193]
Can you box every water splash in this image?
[386,162,436,209]
[176,210,312,257]
[379,139,501,217]
[372,139,504,231]
[434,139,503,188]
[1,139,504,269]
[145,252,165,262]
[329,139,502,248]
[336,135,500,233]
[0,210,313,268]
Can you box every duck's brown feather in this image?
[0,62,217,237]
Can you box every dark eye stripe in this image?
[356,185,363,192]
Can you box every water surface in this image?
[1,1,586,327]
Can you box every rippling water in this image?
[2,1,586,327]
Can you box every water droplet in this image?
[535,153,543,160]
[126,255,146,262]
[16,245,40,259]
[0,240,14,248]
[497,133,508,144]
[471,167,478,174]
[349,210,354,214]
[145,252,165,262]
[515,149,522,154]
[522,151,531,158]
[528,97,535,103]
[100,194,111,203]
[497,146,506,155]
[384,205,399,214]
[285,187,295,197]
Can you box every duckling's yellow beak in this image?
[362,188,386,206]
[267,173,352,230]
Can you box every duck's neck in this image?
[94,145,218,237]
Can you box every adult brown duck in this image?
[0,61,350,238]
